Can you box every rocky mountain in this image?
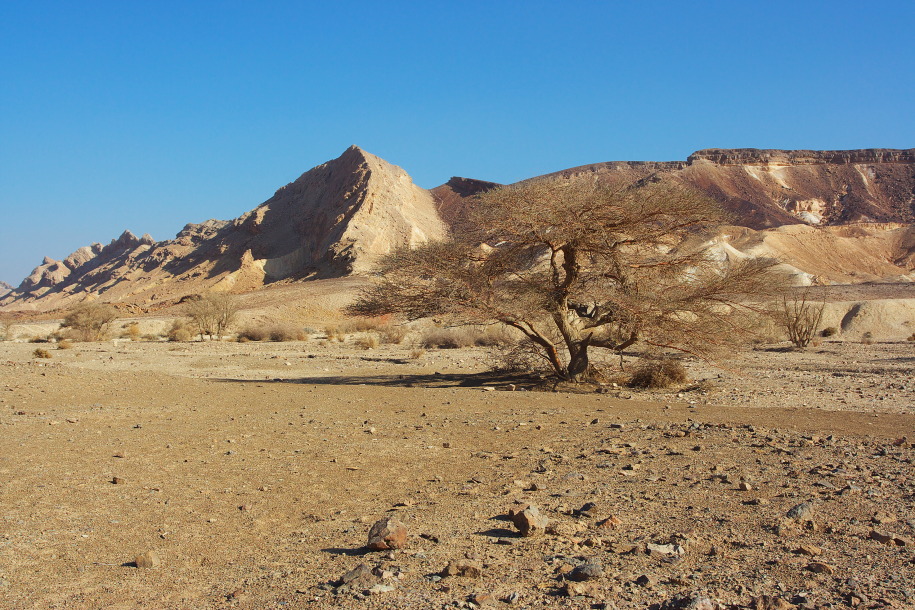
[0,281,11,297]
[2,146,914,311]
[2,146,446,309]
[536,148,915,229]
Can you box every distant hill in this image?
[2,146,913,312]
[0,281,11,297]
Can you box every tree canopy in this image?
[350,178,782,381]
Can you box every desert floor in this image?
[1,338,913,609]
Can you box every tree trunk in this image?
[566,342,590,382]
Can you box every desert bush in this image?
[185,292,238,339]
[354,333,380,349]
[121,322,141,341]
[238,323,306,342]
[409,348,426,360]
[861,331,874,345]
[0,317,14,341]
[339,316,391,334]
[324,325,346,342]
[33,348,51,359]
[378,324,408,345]
[57,339,73,350]
[167,318,194,342]
[474,325,516,347]
[821,326,838,337]
[420,325,515,349]
[780,291,824,348]
[61,302,118,342]
[628,357,688,389]
[237,326,267,341]
[908,332,915,342]
[420,327,471,349]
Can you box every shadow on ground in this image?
[213,371,538,390]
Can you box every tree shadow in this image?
[475,527,518,538]
[320,546,371,557]
[213,371,538,390]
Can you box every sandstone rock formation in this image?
[0,281,11,297]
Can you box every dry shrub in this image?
[57,339,73,350]
[409,348,426,360]
[420,325,514,349]
[378,324,408,345]
[908,333,915,342]
[860,331,874,345]
[239,323,306,342]
[324,325,346,342]
[167,318,194,342]
[420,327,471,349]
[0,317,13,341]
[340,316,391,334]
[121,322,141,341]
[821,327,838,338]
[354,333,380,349]
[629,357,688,389]
[780,291,825,348]
[33,348,52,359]
[185,292,238,339]
[61,302,118,342]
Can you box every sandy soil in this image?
[1,338,914,609]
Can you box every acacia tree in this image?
[61,302,118,341]
[185,292,238,340]
[350,179,782,381]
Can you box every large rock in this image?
[366,517,408,550]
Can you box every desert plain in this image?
[1,290,914,610]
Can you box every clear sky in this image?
[1,1,913,286]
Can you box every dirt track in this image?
[1,339,914,609]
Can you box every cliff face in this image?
[2,146,446,309]
[681,148,915,227]
[519,148,915,229]
[687,148,915,166]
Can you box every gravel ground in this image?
[0,339,913,609]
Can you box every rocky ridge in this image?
[2,146,446,309]
[2,147,914,310]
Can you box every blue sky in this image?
[1,1,913,286]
